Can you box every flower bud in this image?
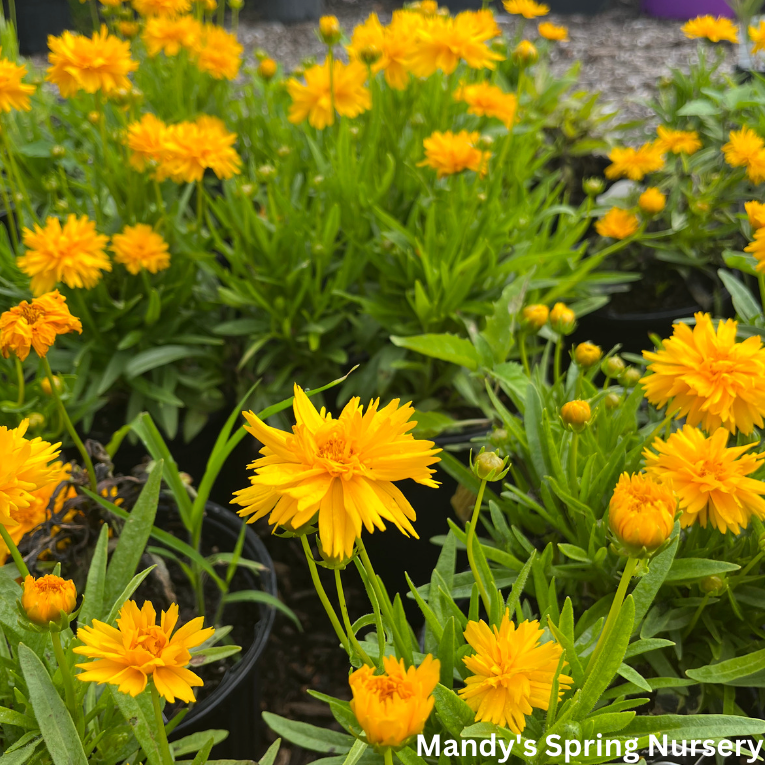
[117,20,139,38]
[358,44,382,65]
[21,575,77,629]
[349,126,360,137]
[51,144,66,159]
[513,40,538,65]
[87,111,101,125]
[257,164,276,182]
[240,182,255,197]
[473,449,509,482]
[549,302,576,335]
[604,392,621,410]
[319,15,342,45]
[477,134,494,150]
[601,355,626,379]
[583,177,605,196]
[521,304,549,331]
[54,198,69,212]
[258,58,277,80]
[27,412,46,429]
[312,174,324,187]
[317,536,350,569]
[638,187,666,215]
[41,376,62,395]
[700,575,726,594]
[229,0,244,8]
[573,342,602,369]
[560,400,591,433]
[620,367,641,388]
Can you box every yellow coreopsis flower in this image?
[75,601,214,702]
[459,612,571,734]
[232,385,440,560]
[682,15,738,43]
[142,14,201,57]
[538,22,568,41]
[349,655,440,748]
[638,187,666,215]
[18,215,111,296]
[655,125,701,155]
[642,313,765,435]
[503,0,549,18]
[419,130,491,178]
[454,82,517,129]
[0,291,82,362]
[605,143,665,181]
[347,13,412,90]
[595,207,639,239]
[750,20,765,54]
[746,200,765,230]
[46,26,137,98]
[287,59,370,130]
[645,426,765,534]
[0,50,36,112]
[723,126,764,168]
[21,575,77,626]
[0,420,61,528]
[746,150,765,184]
[125,112,168,172]
[257,58,278,80]
[118,21,140,38]
[193,24,243,80]
[608,472,676,554]
[112,224,170,275]
[132,0,191,15]
[744,227,765,272]
[573,342,602,368]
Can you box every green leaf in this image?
[631,527,678,629]
[432,683,474,738]
[614,714,765,743]
[0,741,39,765]
[18,644,88,765]
[258,739,281,765]
[79,524,109,626]
[390,334,480,371]
[718,269,762,322]
[623,638,675,659]
[105,566,156,625]
[262,712,354,754]
[0,707,36,728]
[188,645,242,667]
[664,558,740,583]
[677,99,717,116]
[189,737,215,765]
[224,590,301,630]
[686,648,765,684]
[110,687,164,765]
[172,730,229,755]
[125,345,209,378]
[342,740,368,765]
[616,664,652,692]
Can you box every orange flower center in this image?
[35,576,68,594]
[368,674,413,702]
[19,303,45,325]
[136,625,169,656]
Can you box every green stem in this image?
[196,179,204,228]
[335,569,373,667]
[759,274,765,316]
[737,550,764,582]
[568,433,579,499]
[384,748,394,765]
[1,129,35,222]
[89,0,99,30]
[355,556,386,668]
[150,683,174,765]
[682,592,710,640]
[300,536,351,655]
[51,631,83,736]
[15,355,24,407]
[0,158,19,252]
[466,479,491,615]
[42,358,97,492]
[519,334,531,376]
[586,557,638,675]
[0,523,29,577]
[8,0,16,35]
[554,339,563,383]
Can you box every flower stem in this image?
[15,355,24,406]
[384,748,394,765]
[682,592,710,640]
[0,161,19,252]
[51,631,83,736]
[1,129,36,223]
[568,433,579,499]
[335,569,373,667]
[586,556,638,675]
[759,274,765,316]
[554,338,563,382]
[737,550,764,581]
[300,536,351,655]
[42,358,97,492]
[519,335,531,376]
[0,523,29,578]
[88,0,99,30]
[466,479,491,616]
[150,683,174,765]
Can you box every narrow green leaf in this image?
[110,687,163,765]
[79,524,109,626]
[224,590,301,629]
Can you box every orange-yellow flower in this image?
[192,24,242,80]
[347,12,412,90]
[459,612,571,733]
[746,151,765,184]
[257,57,278,80]
[595,207,639,239]
[560,400,591,432]
[549,302,575,334]
[0,420,61,528]
[419,130,490,178]
[655,126,701,155]
[503,0,549,18]
[746,200,765,230]
[21,575,76,626]
[0,291,82,362]
[682,15,738,43]
[0,50,36,112]
[454,82,517,129]
[46,26,137,98]
[645,425,765,534]
[349,655,439,747]
[117,21,140,38]
[75,601,214,702]
[605,143,665,181]
[750,20,765,54]
[538,22,568,41]
[319,15,342,45]
[512,40,538,64]
[522,304,549,330]
[609,472,676,553]
[112,224,170,275]
[642,313,765,435]
[287,59,370,130]
[574,342,602,368]
[638,187,666,215]
[744,227,765,272]
[125,113,168,172]
[723,126,764,168]
[19,215,111,296]
[142,14,201,57]
[132,0,191,15]
[232,385,440,560]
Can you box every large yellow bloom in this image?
[595,207,639,239]
[0,291,82,362]
[75,601,214,702]
[347,13,413,91]
[682,15,738,43]
[745,227,765,272]
[0,421,61,528]
[157,115,241,183]
[19,215,111,296]
[112,224,170,275]
[132,0,191,15]
[142,14,201,57]
[645,426,765,534]
[125,112,168,172]
[21,575,77,626]
[193,24,242,80]
[454,82,517,129]
[609,472,676,553]
[538,22,568,41]
[349,655,439,747]
[503,0,549,18]
[750,20,765,54]
[232,385,440,560]
[723,126,764,168]
[287,59,371,130]
[419,130,491,178]
[0,50,35,112]
[655,126,701,155]
[642,313,765,435]
[638,187,666,215]
[459,612,572,733]
[605,143,665,181]
[746,200,765,230]
[46,26,137,98]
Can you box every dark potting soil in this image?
[607,265,704,316]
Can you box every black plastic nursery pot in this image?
[256,0,323,22]
[546,0,608,13]
[6,0,72,56]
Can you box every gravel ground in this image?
[239,0,737,127]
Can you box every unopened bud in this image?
[358,44,382,65]
[700,575,726,594]
[601,355,626,379]
[319,15,342,45]
[560,400,591,433]
[573,342,602,369]
[522,304,549,331]
[513,40,538,65]
[549,302,576,335]
[583,177,604,196]
[620,367,641,387]
[258,58,277,80]
[604,392,621,410]
[472,449,509,482]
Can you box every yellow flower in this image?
[608,472,676,553]
[419,130,491,179]
[645,426,765,534]
[0,50,36,112]
[349,655,440,748]
[549,302,575,334]
[232,385,440,560]
[538,22,568,41]
[512,40,538,64]
[682,15,738,43]
[642,313,765,435]
[132,0,191,15]
[46,26,137,98]
[157,115,242,183]
[142,14,201,57]
[319,15,342,45]
[193,24,242,80]
[112,224,170,275]
[746,150,765,184]
[503,0,549,18]
[746,200,765,230]
[638,187,666,215]
[744,227,765,272]
[454,82,517,129]
[574,342,602,368]
[0,420,61,528]
[126,113,168,172]
[605,143,665,181]
[117,21,140,38]
[347,12,413,90]
[258,57,278,80]
[750,20,765,54]
[75,601,214,702]
[522,303,548,330]
[21,575,77,626]
[19,215,111,296]
[723,126,764,168]
[655,126,701,155]
[0,291,82,362]
[560,400,591,432]
[595,207,639,239]
[287,59,370,130]
[459,612,571,734]
[41,376,62,396]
